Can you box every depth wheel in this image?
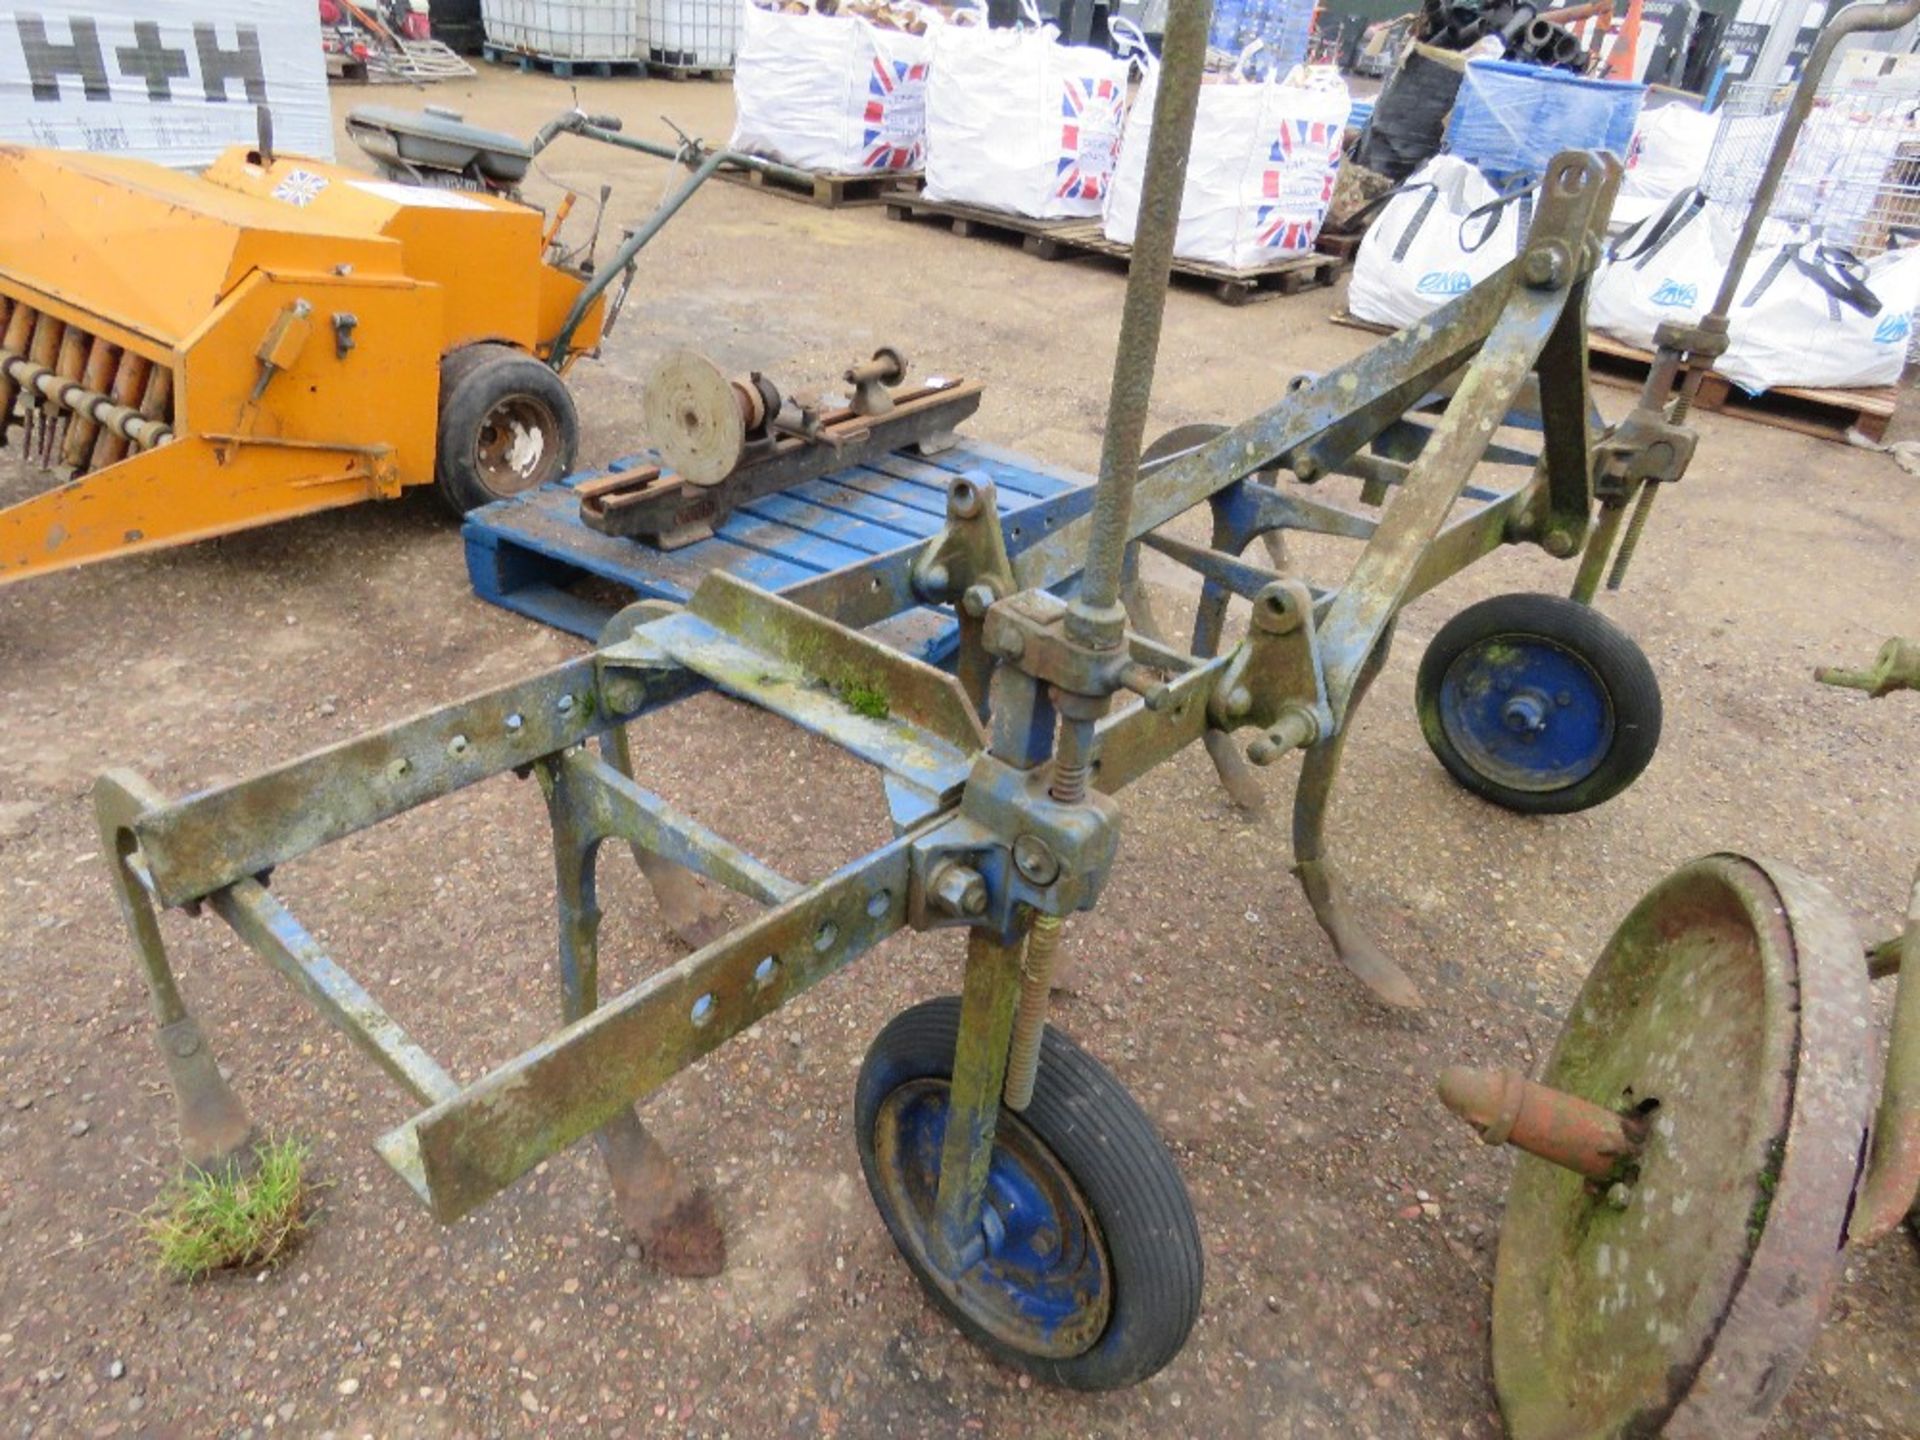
[855,997,1202,1391]
[434,343,578,513]
[1489,855,1873,1438]
[1416,592,1661,814]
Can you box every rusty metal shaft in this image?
[1603,479,1659,591]
[1438,1066,1643,1181]
[1072,0,1211,646]
[1003,913,1064,1112]
[0,345,172,451]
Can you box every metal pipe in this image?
[1707,0,1920,330]
[1070,0,1214,647]
[547,146,731,369]
[572,120,820,190]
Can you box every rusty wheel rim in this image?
[1491,854,1873,1440]
[871,1078,1113,1359]
[473,393,562,497]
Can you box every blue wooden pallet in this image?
[482,44,645,78]
[463,438,1092,662]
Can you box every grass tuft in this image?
[838,681,891,720]
[144,1138,313,1281]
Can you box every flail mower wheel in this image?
[434,342,578,513]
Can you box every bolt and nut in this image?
[929,862,989,917]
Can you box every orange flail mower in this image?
[0,119,617,585]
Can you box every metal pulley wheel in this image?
[642,350,758,487]
[1476,854,1874,1439]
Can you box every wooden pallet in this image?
[1329,312,1900,446]
[324,52,368,83]
[715,164,921,208]
[1585,332,1899,444]
[1313,229,1363,262]
[644,60,731,81]
[885,196,1346,305]
[463,438,1089,644]
[482,44,643,78]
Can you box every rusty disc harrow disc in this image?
[1492,854,1873,1440]
[642,350,745,488]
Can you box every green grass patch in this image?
[144,1138,313,1281]
[838,681,891,720]
[1747,1137,1787,1249]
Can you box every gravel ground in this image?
[1,67,1916,1440]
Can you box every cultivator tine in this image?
[596,1109,726,1277]
[139,363,173,425]
[62,335,119,471]
[90,350,152,471]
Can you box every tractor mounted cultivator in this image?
[90,0,1914,1428]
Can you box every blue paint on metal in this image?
[890,1084,1106,1343]
[1439,634,1614,791]
[461,439,1085,644]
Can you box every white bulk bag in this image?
[1588,190,1739,351]
[1614,103,1719,227]
[1346,155,1529,328]
[730,2,935,174]
[924,4,1130,218]
[1105,45,1351,269]
[1719,241,1920,392]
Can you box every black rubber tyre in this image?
[1416,592,1662,815]
[433,343,578,514]
[855,996,1203,1391]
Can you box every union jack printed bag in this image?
[923,4,1131,220]
[1104,47,1351,270]
[730,1,939,175]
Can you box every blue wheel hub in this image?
[872,1079,1111,1358]
[1438,632,1614,792]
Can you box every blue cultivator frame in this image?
[95,0,1705,1395]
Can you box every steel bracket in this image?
[911,472,1018,608]
[981,587,1166,708]
[1206,579,1333,760]
[1595,406,1697,494]
[906,752,1120,941]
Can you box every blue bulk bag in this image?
[1446,58,1645,187]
